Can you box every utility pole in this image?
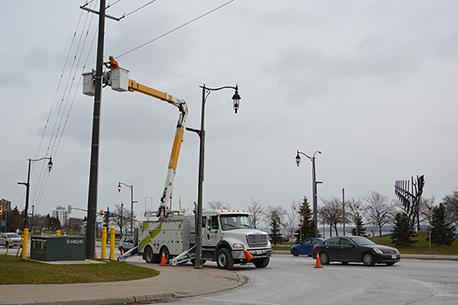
[83,0,106,259]
[342,188,345,236]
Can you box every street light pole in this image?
[18,157,53,230]
[118,182,135,236]
[295,150,321,234]
[186,84,241,269]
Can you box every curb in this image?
[1,273,249,305]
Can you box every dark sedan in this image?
[312,236,400,266]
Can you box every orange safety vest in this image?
[110,59,119,69]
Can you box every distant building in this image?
[52,205,68,227]
[0,199,12,231]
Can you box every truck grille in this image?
[246,234,268,248]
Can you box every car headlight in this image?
[232,243,245,249]
[373,247,383,254]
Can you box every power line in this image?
[116,0,235,59]
[119,0,158,20]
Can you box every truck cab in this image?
[201,209,271,269]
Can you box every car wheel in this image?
[216,248,234,270]
[292,253,299,257]
[386,262,395,266]
[143,246,154,263]
[362,253,375,266]
[319,252,330,265]
[253,257,270,268]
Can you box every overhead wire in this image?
[32,0,99,210]
[119,0,157,19]
[34,9,84,159]
[116,0,235,59]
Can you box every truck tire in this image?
[144,246,154,263]
[253,257,270,268]
[216,248,234,270]
[159,246,170,264]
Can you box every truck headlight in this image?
[373,247,383,254]
[232,243,244,249]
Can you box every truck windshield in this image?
[220,214,253,231]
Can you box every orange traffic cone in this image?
[160,253,167,266]
[314,252,323,269]
[244,248,254,261]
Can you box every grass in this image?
[370,231,458,255]
[0,255,159,285]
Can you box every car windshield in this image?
[220,214,253,231]
[350,236,375,246]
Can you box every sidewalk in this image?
[273,250,458,261]
[0,263,247,305]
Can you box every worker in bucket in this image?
[104,56,119,69]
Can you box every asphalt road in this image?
[158,255,458,305]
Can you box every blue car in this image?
[290,237,325,256]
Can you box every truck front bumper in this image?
[232,248,272,259]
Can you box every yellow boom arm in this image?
[127,78,188,218]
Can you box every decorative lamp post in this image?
[295,150,321,234]
[117,182,135,236]
[186,84,240,269]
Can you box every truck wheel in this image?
[253,257,270,268]
[216,248,234,270]
[159,246,170,264]
[144,246,154,263]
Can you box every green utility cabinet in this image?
[30,236,85,261]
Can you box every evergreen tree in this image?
[267,207,284,246]
[430,203,455,245]
[296,197,316,242]
[391,213,417,246]
[351,212,366,236]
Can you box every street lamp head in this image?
[295,151,301,167]
[317,151,322,154]
[47,157,53,172]
[117,182,121,193]
[232,85,241,114]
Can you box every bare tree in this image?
[285,201,299,242]
[363,191,395,237]
[207,201,230,210]
[246,199,264,229]
[111,204,131,235]
[443,190,458,223]
[319,198,342,237]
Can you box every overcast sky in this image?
[1,0,457,219]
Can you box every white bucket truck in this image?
[137,209,272,269]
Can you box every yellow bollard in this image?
[109,227,116,261]
[101,227,107,260]
[21,229,29,259]
[55,230,61,236]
